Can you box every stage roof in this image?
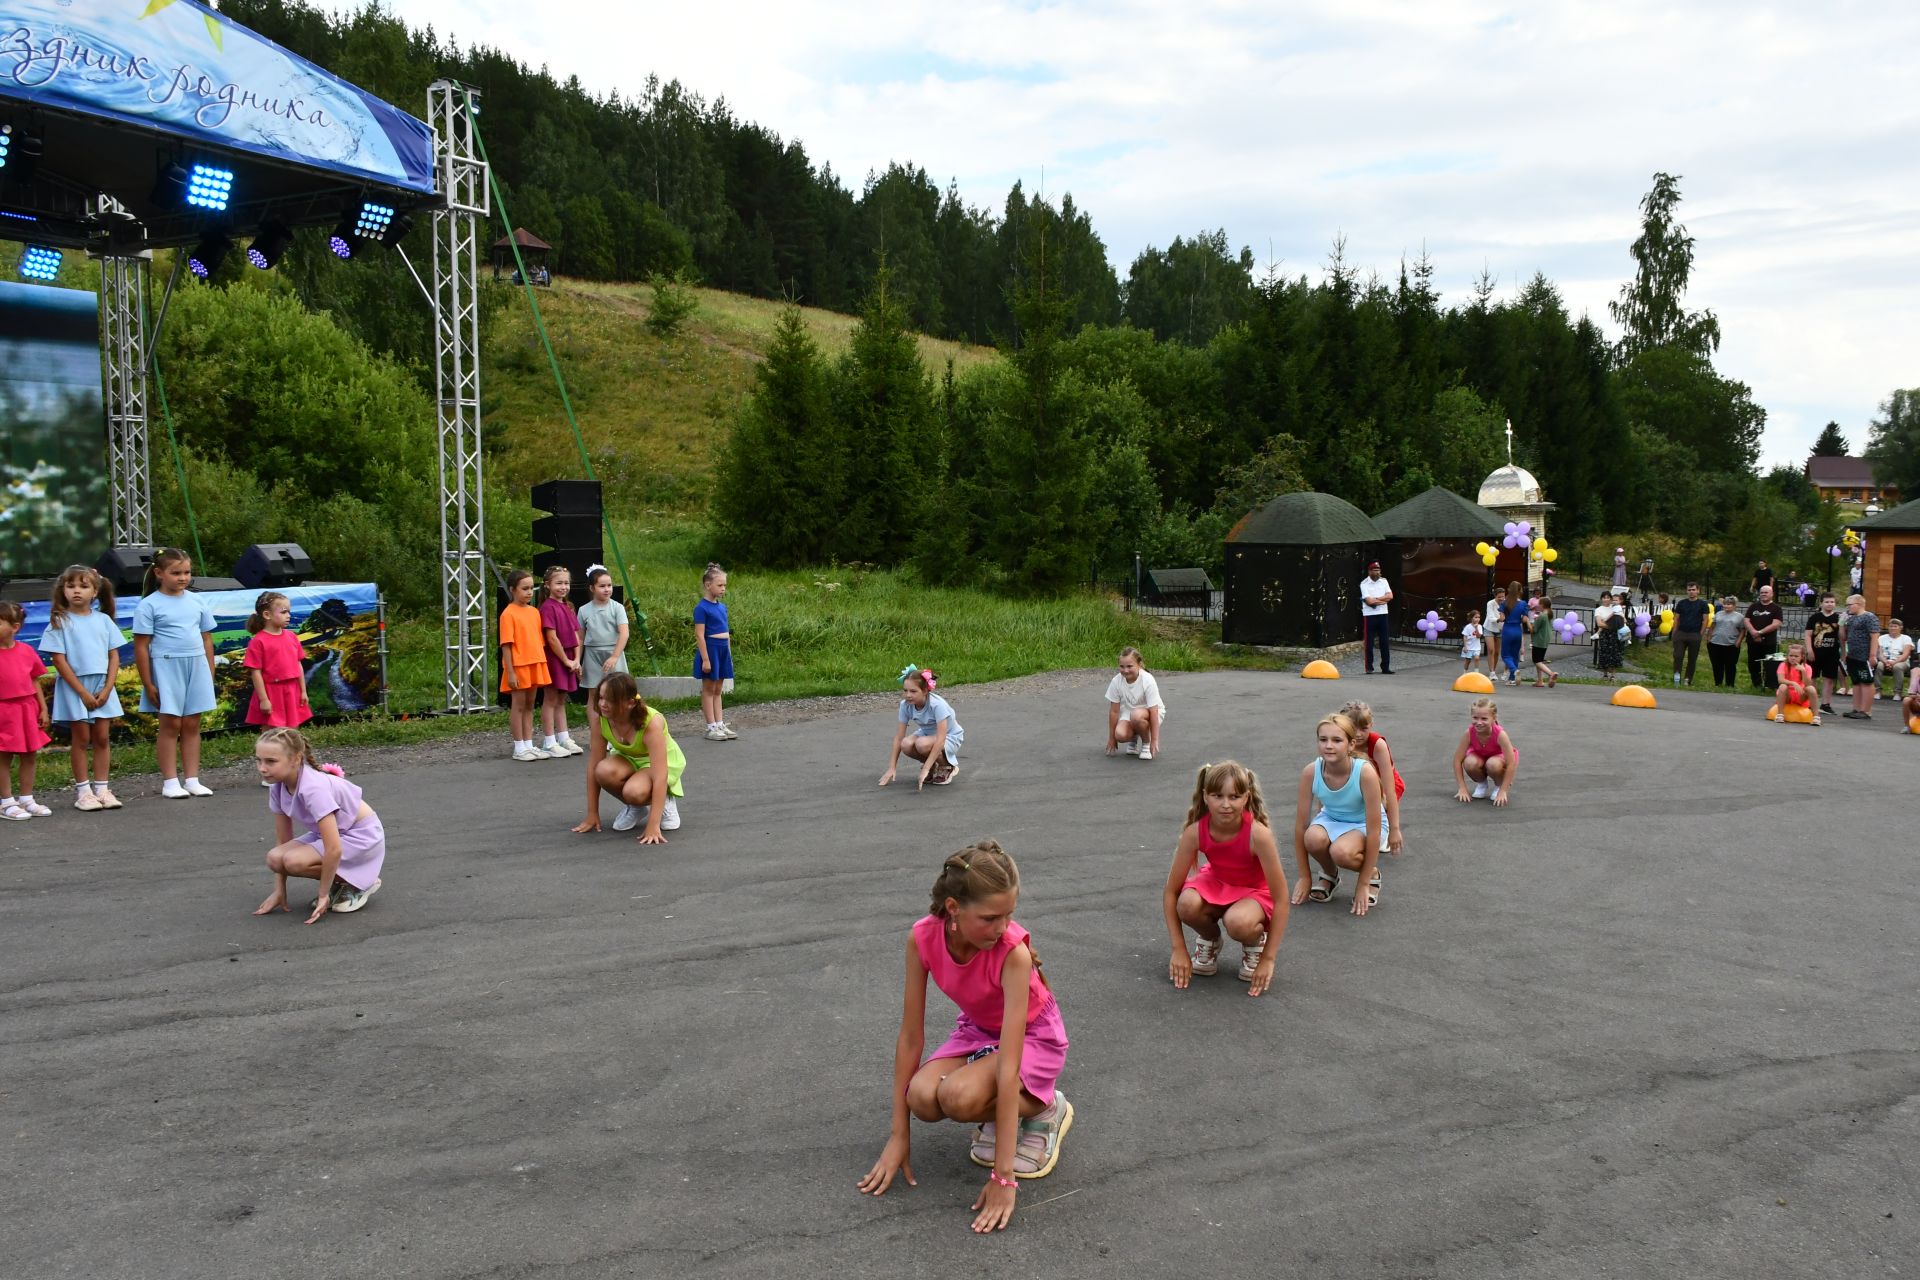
[0,0,438,254]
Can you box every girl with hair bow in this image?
[881,665,964,789]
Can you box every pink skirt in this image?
[0,695,50,754]
[1185,865,1275,918]
[546,654,580,692]
[925,999,1068,1104]
[245,677,312,727]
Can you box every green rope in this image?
[464,95,662,675]
[144,272,205,567]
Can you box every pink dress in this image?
[1183,812,1274,916]
[0,643,50,753]
[1465,721,1515,762]
[540,597,581,692]
[243,630,311,727]
[912,914,1069,1104]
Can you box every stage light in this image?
[354,200,395,238]
[187,229,232,279]
[186,163,233,211]
[246,218,293,270]
[328,209,359,259]
[381,210,415,248]
[0,125,41,184]
[0,125,10,169]
[17,244,60,281]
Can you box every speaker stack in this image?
[531,480,603,606]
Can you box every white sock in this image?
[87,780,104,793]
[515,739,530,752]
[1,796,14,807]
[20,794,35,805]
[541,734,556,749]
[559,732,575,745]
[184,777,200,788]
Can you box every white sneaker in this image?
[1122,740,1138,756]
[660,798,681,830]
[1190,935,1221,976]
[1237,931,1268,982]
[613,804,646,832]
[1470,780,1490,799]
[544,743,572,759]
[161,778,189,799]
[1138,746,1154,762]
[183,780,214,797]
[74,790,105,812]
[560,737,585,756]
[331,878,381,913]
[718,723,739,740]
[512,747,547,762]
[703,726,728,742]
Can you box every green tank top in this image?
[605,706,685,796]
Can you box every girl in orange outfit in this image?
[499,569,552,760]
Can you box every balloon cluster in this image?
[1828,544,1844,558]
[1632,611,1652,638]
[1659,608,1675,636]
[1418,609,1449,641]
[1476,521,1558,570]
[1795,582,1815,602]
[1552,611,1587,642]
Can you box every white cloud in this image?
[393,0,1919,466]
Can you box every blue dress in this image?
[133,591,217,716]
[1309,757,1383,842]
[899,692,963,765]
[693,597,733,680]
[1500,607,1530,675]
[38,610,127,722]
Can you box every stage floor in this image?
[2,668,1913,1278]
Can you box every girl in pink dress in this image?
[859,840,1072,1234]
[1163,760,1290,994]
[0,601,54,821]
[537,566,584,757]
[1452,697,1519,807]
[243,592,311,728]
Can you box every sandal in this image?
[0,801,29,822]
[1012,1094,1074,1179]
[968,1120,997,1168]
[930,762,959,786]
[1366,868,1382,908]
[1308,871,1337,902]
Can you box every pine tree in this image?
[827,272,936,564]
[1811,421,1850,456]
[1609,172,1721,361]
[713,307,837,566]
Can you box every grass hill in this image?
[481,279,998,516]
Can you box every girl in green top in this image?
[571,672,685,844]
[1529,596,1559,687]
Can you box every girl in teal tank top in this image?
[573,673,685,844]
[1292,712,1386,917]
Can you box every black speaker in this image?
[532,513,601,550]
[531,479,602,516]
[233,542,314,588]
[96,545,155,593]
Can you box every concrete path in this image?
[3,667,1914,1279]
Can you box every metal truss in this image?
[428,81,491,712]
[99,254,153,549]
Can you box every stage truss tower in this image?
[428,81,491,713]
[99,252,153,549]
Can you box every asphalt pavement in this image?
[3,666,1915,1279]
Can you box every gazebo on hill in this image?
[491,228,553,283]
[1222,492,1386,647]
[1854,497,1920,624]
[1372,486,1510,634]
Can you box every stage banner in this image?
[20,583,386,732]
[0,282,106,577]
[0,0,436,194]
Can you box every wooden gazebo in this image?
[1372,486,1516,635]
[1222,492,1386,647]
[491,228,553,284]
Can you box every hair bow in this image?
[320,762,346,778]
[586,563,607,575]
[897,663,921,686]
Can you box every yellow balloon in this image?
[1474,542,1491,557]
[1532,537,1548,553]
[1481,552,1498,566]
[1659,611,1674,635]
[1543,548,1558,563]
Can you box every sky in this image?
[394,0,1919,469]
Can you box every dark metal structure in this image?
[1371,486,1518,633]
[1222,492,1386,646]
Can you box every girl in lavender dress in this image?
[251,727,387,923]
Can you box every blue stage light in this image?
[0,125,11,171]
[354,200,395,238]
[246,218,293,270]
[188,230,232,279]
[18,244,61,281]
[185,164,234,212]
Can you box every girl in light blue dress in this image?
[132,548,218,799]
[881,665,964,789]
[40,566,128,810]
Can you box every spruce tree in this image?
[713,307,838,566]
[1811,421,1850,456]
[828,272,936,564]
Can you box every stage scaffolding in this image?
[428,81,492,714]
[99,252,154,550]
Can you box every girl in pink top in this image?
[858,840,1072,1234]
[538,566,584,757]
[243,592,311,728]
[1452,697,1519,807]
[1164,760,1290,994]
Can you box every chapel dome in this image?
[1477,464,1546,507]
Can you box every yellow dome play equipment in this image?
[1766,703,1815,724]
[1301,659,1340,679]
[1610,683,1657,709]
[1907,716,1920,735]
[1452,671,1495,694]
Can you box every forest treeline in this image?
[198,2,1914,600]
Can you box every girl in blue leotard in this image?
[1290,712,1386,917]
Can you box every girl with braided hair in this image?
[879,665,964,788]
[859,840,1072,1232]
[251,728,386,923]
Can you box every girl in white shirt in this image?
[1104,647,1166,761]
